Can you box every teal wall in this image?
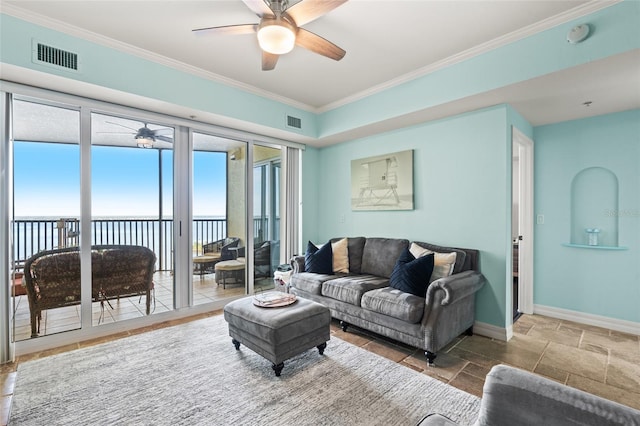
[534,110,640,323]
[305,106,513,328]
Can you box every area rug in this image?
[11,314,480,425]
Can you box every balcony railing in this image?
[12,217,274,271]
[13,218,227,271]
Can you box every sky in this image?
[13,141,227,218]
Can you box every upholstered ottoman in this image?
[223,295,331,376]
[215,259,245,288]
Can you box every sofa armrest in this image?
[425,270,485,307]
[290,255,306,274]
[478,365,640,425]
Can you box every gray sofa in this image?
[290,237,486,365]
[419,364,640,425]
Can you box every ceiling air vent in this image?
[32,40,80,72]
[286,115,302,130]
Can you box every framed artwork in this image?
[351,149,413,211]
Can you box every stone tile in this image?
[463,362,493,380]
[0,372,16,397]
[399,361,423,373]
[582,331,640,364]
[512,321,533,335]
[607,355,640,393]
[405,351,467,381]
[567,374,640,410]
[527,326,582,348]
[580,342,609,356]
[447,347,498,369]
[332,329,372,347]
[610,330,640,341]
[533,363,569,384]
[518,314,561,330]
[362,340,412,363]
[449,372,485,398]
[456,334,547,371]
[538,342,607,383]
[561,320,610,337]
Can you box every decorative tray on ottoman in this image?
[253,291,297,308]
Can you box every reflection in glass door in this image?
[253,145,282,291]
[192,133,246,304]
[91,113,174,325]
[11,98,81,341]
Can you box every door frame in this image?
[512,128,534,316]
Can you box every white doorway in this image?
[512,128,534,319]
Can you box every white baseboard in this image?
[473,321,511,341]
[534,305,640,336]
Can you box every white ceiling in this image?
[2,0,639,146]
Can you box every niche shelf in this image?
[566,167,625,249]
[562,243,627,250]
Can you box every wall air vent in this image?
[32,40,80,72]
[286,115,302,130]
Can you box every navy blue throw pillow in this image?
[305,241,333,274]
[389,249,435,298]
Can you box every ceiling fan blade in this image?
[192,24,257,35]
[242,0,273,17]
[153,128,174,136]
[285,0,347,26]
[295,28,345,61]
[96,131,135,135]
[262,51,279,71]
[105,121,139,131]
[156,135,174,143]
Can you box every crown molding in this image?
[317,0,621,113]
[0,3,316,113]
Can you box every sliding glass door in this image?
[11,98,82,340]
[91,113,175,324]
[191,132,246,303]
[252,145,283,291]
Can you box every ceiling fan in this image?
[192,0,347,70]
[102,121,174,148]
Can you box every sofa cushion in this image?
[410,243,457,283]
[321,275,389,306]
[411,241,468,274]
[361,238,410,278]
[305,241,333,274]
[330,237,366,274]
[290,272,338,295]
[331,238,349,273]
[361,287,425,323]
[389,249,435,297]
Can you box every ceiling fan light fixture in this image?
[136,136,154,149]
[257,19,296,55]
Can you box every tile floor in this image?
[2,312,639,425]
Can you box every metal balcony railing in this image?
[13,218,228,271]
[12,217,275,271]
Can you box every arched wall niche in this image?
[569,167,619,247]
